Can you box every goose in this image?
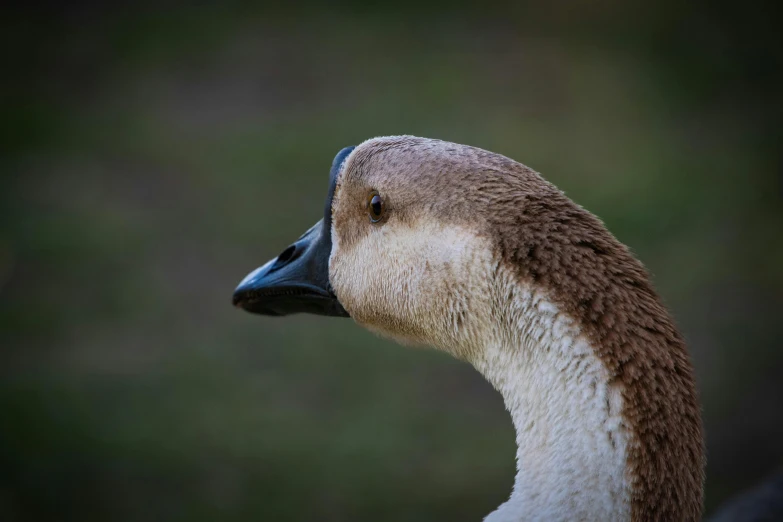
[232,136,705,521]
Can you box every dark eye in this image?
[367,191,384,223]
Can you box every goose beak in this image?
[232,219,349,317]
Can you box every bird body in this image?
[234,136,705,521]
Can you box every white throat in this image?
[331,220,635,520]
[471,285,632,522]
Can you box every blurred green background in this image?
[2,2,782,521]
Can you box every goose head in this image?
[233,136,705,521]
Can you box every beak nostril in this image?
[275,245,297,265]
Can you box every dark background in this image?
[2,2,782,521]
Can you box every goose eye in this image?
[367,191,384,223]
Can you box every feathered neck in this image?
[469,279,631,521]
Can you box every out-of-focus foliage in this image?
[1,2,781,521]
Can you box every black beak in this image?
[232,145,355,318]
[232,219,349,317]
